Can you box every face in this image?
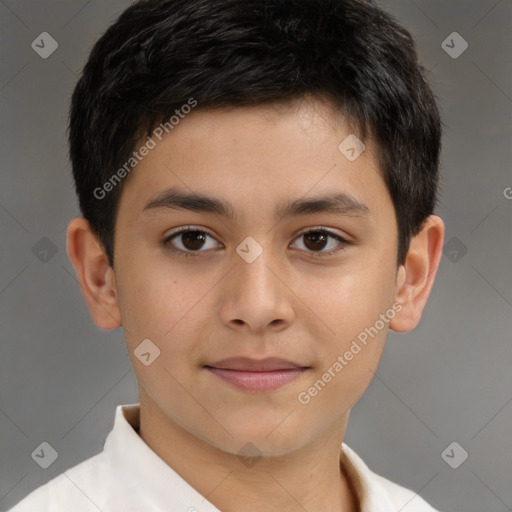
[112,98,402,456]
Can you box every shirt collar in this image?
[107,404,397,512]
[340,442,398,511]
[104,403,222,511]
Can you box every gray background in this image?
[1,1,511,511]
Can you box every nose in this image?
[218,241,295,334]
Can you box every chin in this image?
[200,419,312,459]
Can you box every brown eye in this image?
[162,226,349,258]
[291,228,349,256]
[179,230,208,250]
[303,231,329,251]
[163,228,221,256]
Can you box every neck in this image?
[137,388,359,512]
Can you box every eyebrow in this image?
[141,186,370,220]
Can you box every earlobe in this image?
[66,217,122,330]
[389,215,444,333]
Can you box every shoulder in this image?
[371,471,441,512]
[7,452,109,512]
[341,443,442,512]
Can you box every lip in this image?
[204,357,309,392]
[207,356,306,371]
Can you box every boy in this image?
[9,0,445,510]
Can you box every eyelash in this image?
[161,226,351,258]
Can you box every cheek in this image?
[298,259,396,393]
[301,263,393,332]
[115,258,213,358]
[298,278,391,414]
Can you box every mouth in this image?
[204,357,310,392]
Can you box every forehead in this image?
[118,98,389,221]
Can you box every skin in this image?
[67,97,444,512]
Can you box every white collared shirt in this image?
[8,404,441,512]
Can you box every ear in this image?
[66,217,122,330]
[389,215,444,333]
